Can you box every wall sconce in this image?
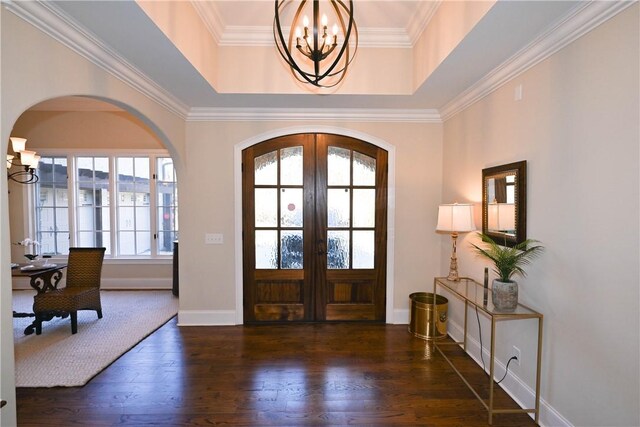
[7,137,40,184]
[436,203,476,281]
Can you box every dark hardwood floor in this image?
[16,319,535,426]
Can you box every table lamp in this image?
[436,203,476,281]
[488,201,515,232]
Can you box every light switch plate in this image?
[205,233,223,244]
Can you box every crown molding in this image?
[191,0,224,44]
[187,108,441,123]
[439,0,636,121]
[406,0,441,46]
[218,25,411,48]
[3,0,190,119]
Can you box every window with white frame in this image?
[35,156,70,255]
[76,156,111,254]
[156,157,178,255]
[33,152,178,258]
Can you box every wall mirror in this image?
[482,161,527,247]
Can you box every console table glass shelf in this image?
[432,277,543,425]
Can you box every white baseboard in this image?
[447,319,572,427]
[177,309,237,326]
[101,278,172,290]
[12,277,172,290]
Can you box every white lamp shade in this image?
[31,154,41,170]
[20,150,37,168]
[10,137,27,153]
[488,202,515,231]
[436,203,476,233]
[7,154,14,170]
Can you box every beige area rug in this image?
[13,290,178,388]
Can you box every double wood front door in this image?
[242,134,387,323]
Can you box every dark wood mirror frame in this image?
[482,161,527,248]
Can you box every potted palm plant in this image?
[470,233,544,312]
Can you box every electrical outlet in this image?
[512,346,521,366]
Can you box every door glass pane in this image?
[280,146,303,185]
[353,230,374,269]
[327,230,350,269]
[353,189,375,228]
[353,151,376,186]
[280,188,303,227]
[328,188,350,227]
[256,230,278,269]
[255,188,278,227]
[255,151,277,185]
[281,230,303,269]
[328,147,350,185]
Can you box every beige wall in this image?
[2,2,638,426]
[179,120,443,322]
[413,0,494,89]
[442,6,639,426]
[1,11,185,425]
[137,0,219,89]
[12,110,164,150]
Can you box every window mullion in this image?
[110,156,117,257]
[149,155,158,257]
[68,155,78,249]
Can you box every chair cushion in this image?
[33,287,101,313]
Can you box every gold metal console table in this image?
[433,277,543,425]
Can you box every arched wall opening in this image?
[233,125,396,324]
[6,95,181,283]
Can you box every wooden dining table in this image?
[12,262,68,335]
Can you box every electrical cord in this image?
[475,304,486,373]
[496,356,519,384]
[475,304,518,384]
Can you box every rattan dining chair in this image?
[33,247,106,335]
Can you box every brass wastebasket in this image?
[408,292,448,340]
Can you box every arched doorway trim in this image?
[234,125,396,324]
